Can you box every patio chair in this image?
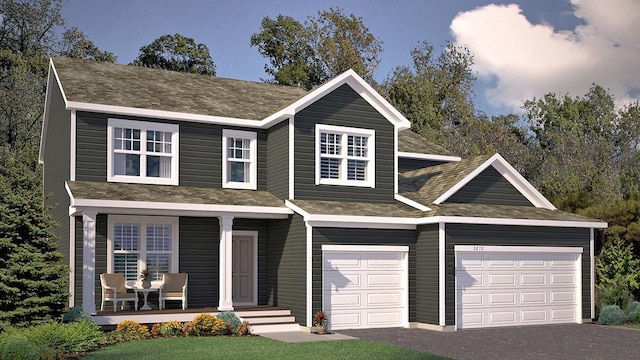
[100,273,138,312]
[159,273,188,310]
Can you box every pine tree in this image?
[0,147,68,329]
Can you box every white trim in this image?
[416,216,607,229]
[307,220,415,230]
[232,231,258,306]
[69,216,75,307]
[72,198,291,215]
[70,111,76,181]
[433,154,556,210]
[454,245,584,253]
[306,222,313,328]
[107,215,180,279]
[106,118,179,185]
[394,127,399,195]
[576,252,583,323]
[315,124,376,188]
[398,151,461,162]
[590,228,595,319]
[438,222,446,327]
[218,216,234,311]
[322,244,409,252]
[82,211,97,314]
[289,116,295,199]
[394,194,432,211]
[222,129,257,190]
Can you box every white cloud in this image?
[450,0,640,112]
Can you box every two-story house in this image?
[40,57,606,332]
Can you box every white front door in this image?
[456,246,582,329]
[232,233,257,305]
[323,245,409,330]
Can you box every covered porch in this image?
[66,181,294,318]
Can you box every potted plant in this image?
[312,311,329,334]
[140,269,151,289]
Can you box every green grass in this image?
[616,323,640,329]
[82,336,449,359]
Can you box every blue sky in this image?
[61,0,640,116]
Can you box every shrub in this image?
[114,320,149,341]
[598,305,626,325]
[235,320,251,336]
[217,312,241,334]
[160,320,184,337]
[22,320,102,354]
[62,306,93,323]
[0,331,46,360]
[597,273,633,310]
[191,314,226,336]
[182,321,196,337]
[625,301,640,322]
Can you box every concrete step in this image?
[250,322,300,334]
[241,315,296,325]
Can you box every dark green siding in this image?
[43,81,71,267]
[267,120,289,199]
[399,158,446,173]
[416,224,439,325]
[234,219,269,304]
[266,215,307,325]
[312,227,417,323]
[179,217,219,308]
[445,167,533,206]
[444,224,591,326]
[75,112,268,189]
[294,84,396,202]
[74,215,108,308]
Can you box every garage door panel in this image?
[324,271,361,290]
[367,310,403,326]
[367,272,403,288]
[367,292,403,307]
[366,253,404,269]
[325,254,361,269]
[326,292,361,307]
[456,249,580,329]
[329,312,361,328]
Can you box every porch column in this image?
[218,216,234,310]
[82,211,97,314]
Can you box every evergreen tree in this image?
[0,148,68,329]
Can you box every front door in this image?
[232,233,256,305]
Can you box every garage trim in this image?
[454,245,583,330]
[322,245,409,330]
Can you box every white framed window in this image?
[222,129,257,189]
[315,124,375,187]
[107,216,179,281]
[107,118,179,185]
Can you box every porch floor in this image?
[93,305,300,334]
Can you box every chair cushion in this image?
[162,291,184,298]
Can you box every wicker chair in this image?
[100,273,138,312]
[158,273,188,310]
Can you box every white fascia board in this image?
[394,194,432,211]
[417,216,608,229]
[397,151,461,162]
[433,153,556,210]
[322,244,409,252]
[455,245,584,253]
[273,70,411,130]
[285,200,310,220]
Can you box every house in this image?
[40,57,607,331]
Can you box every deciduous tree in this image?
[132,33,216,76]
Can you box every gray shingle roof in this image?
[427,203,603,223]
[67,181,286,208]
[289,199,425,218]
[52,57,309,120]
[399,154,493,203]
[398,130,457,157]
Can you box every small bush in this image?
[22,320,102,354]
[62,306,93,323]
[217,311,241,334]
[626,301,640,322]
[0,332,46,360]
[235,320,251,336]
[598,305,626,325]
[191,314,227,336]
[160,320,184,337]
[114,320,149,341]
[182,321,196,337]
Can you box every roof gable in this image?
[445,166,534,206]
[397,130,460,161]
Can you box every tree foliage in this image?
[251,7,382,89]
[0,148,68,329]
[56,27,117,62]
[132,33,216,75]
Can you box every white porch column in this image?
[82,211,97,314]
[218,216,234,311]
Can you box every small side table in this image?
[133,287,158,310]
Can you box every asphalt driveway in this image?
[338,324,639,360]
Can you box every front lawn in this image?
[82,336,449,359]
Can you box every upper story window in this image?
[222,129,257,189]
[107,119,179,185]
[315,124,375,187]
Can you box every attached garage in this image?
[455,246,582,329]
[322,245,408,330]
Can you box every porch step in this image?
[250,322,300,334]
[237,308,300,334]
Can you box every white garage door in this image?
[322,245,408,330]
[456,246,582,329]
